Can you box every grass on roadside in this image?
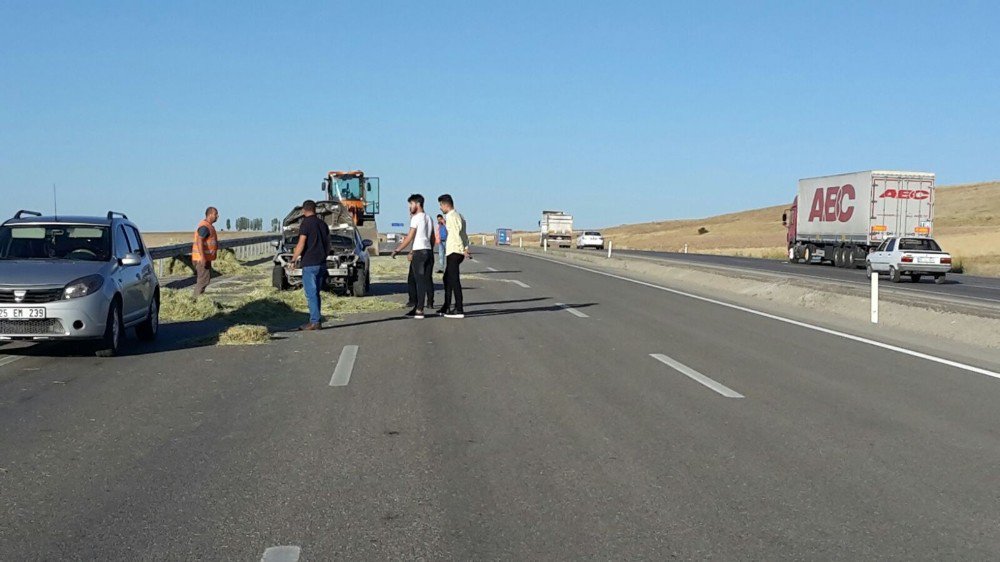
[217,324,271,345]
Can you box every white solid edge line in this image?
[329,345,359,387]
[261,545,301,562]
[502,248,1000,381]
[510,280,530,288]
[651,354,744,398]
[0,355,23,368]
[487,266,498,272]
[556,303,589,318]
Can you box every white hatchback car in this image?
[576,231,605,250]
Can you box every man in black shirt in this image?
[290,200,331,330]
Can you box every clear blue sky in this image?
[2,1,998,233]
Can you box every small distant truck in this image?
[540,211,573,248]
[496,228,512,246]
[782,170,935,268]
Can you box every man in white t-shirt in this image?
[391,194,436,319]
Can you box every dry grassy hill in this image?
[597,181,999,275]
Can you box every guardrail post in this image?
[871,271,879,324]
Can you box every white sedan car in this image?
[866,236,952,284]
[576,231,605,250]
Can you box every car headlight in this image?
[64,274,105,299]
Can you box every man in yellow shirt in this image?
[437,194,471,318]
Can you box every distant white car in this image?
[576,231,605,250]
[866,236,952,284]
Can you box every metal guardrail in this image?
[148,234,280,277]
[148,234,279,260]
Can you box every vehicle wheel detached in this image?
[136,294,159,341]
[95,300,123,357]
[889,266,901,283]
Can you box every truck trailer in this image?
[540,211,573,248]
[783,170,935,268]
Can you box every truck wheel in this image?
[803,246,812,263]
[910,274,922,283]
[95,300,123,358]
[935,274,946,285]
[833,248,843,268]
[889,266,901,283]
[351,274,367,297]
[272,265,289,290]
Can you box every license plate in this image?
[917,257,935,264]
[0,307,46,319]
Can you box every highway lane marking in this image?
[556,303,589,318]
[508,280,530,288]
[505,249,1000,381]
[487,267,499,272]
[0,355,23,368]
[329,345,359,387]
[651,354,744,398]
[261,546,301,562]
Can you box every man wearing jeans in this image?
[290,200,330,331]
[392,194,435,319]
[438,194,471,319]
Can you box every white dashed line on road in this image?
[556,303,589,318]
[507,280,530,288]
[329,345,359,387]
[650,353,744,398]
[487,267,498,272]
[0,355,23,368]
[261,545,301,562]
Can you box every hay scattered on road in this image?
[162,249,248,277]
[370,256,410,280]
[217,324,271,345]
[159,289,223,322]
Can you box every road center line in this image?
[261,546,301,562]
[508,280,530,288]
[487,266,498,272]
[501,248,1000,381]
[651,354,744,398]
[329,345,359,387]
[556,303,589,318]
[0,355,23,368]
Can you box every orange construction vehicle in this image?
[322,170,380,226]
[322,170,381,254]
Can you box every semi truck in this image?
[782,170,935,268]
[540,211,573,248]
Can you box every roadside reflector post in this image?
[607,240,613,259]
[684,243,688,254]
[871,271,879,324]
[544,238,548,252]
[519,237,523,249]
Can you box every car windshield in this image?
[0,224,111,261]
[899,238,942,252]
[585,231,602,236]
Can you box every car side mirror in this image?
[362,239,373,248]
[120,253,142,266]
[781,212,787,226]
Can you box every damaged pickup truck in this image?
[272,201,373,296]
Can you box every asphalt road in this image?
[2,248,1000,559]
[612,249,1000,308]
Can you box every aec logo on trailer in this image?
[808,184,855,222]
[879,189,930,200]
